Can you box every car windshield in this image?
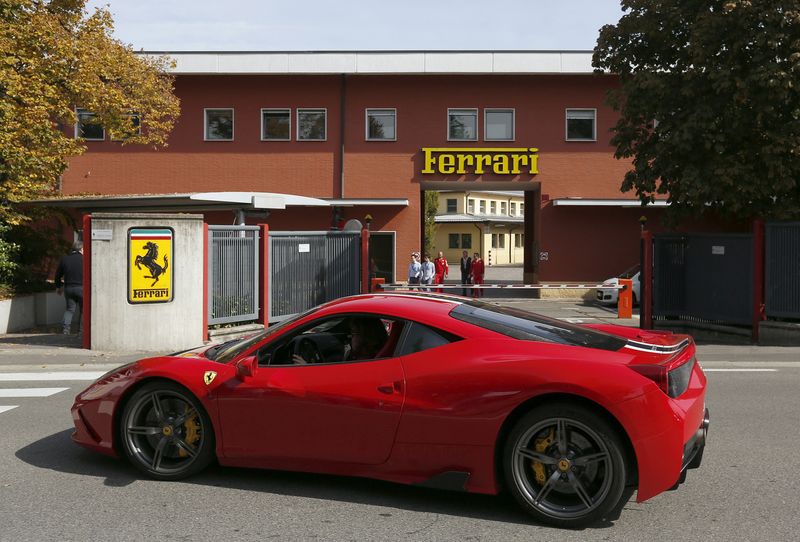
[618,264,640,279]
[208,308,316,363]
[450,300,627,351]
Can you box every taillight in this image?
[630,357,695,398]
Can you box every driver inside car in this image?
[292,317,388,364]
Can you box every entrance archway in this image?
[420,181,541,284]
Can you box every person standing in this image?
[459,250,472,296]
[433,251,449,293]
[55,241,84,335]
[407,252,422,289]
[421,253,436,291]
[471,252,485,298]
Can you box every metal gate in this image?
[766,222,800,319]
[270,231,361,321]
[653,233,752,325]
[208,225,259,325]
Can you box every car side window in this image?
[258,314,404,366]
[396,322,459,356]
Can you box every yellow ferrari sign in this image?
[128,228,173,304]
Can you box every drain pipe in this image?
[339,74,347,198]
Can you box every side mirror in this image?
[236,355,258,379]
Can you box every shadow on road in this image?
[0,330,83,348]
[17,429,630,530]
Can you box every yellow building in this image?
[433,190,525,266]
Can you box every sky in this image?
[85,0,625,52]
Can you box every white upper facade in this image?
[144,51,598,75]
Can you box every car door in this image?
[216,315,406,465]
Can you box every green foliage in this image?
[423,191,439,255]
[593,0,800,223]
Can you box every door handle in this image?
[377,384,394,395]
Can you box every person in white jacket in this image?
[420,253,436,291]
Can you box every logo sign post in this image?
[128,228,173,304]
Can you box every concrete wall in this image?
[0,292,67,333]
[90,213,204,351]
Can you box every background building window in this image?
[366,109,396,140]
[520,203,525,215]
[205,108,234,141]
[110,113,141,141]
[448,108,478,141]
[485,109,514,141]
[500,201,507,215]
[446,199,457,213]
[515,233,525,248]
[262,109,290,140]
[75,109,104,140]
[490,201,496,215]
[461,234,472,249]
[566,109,596,141]
[510,202,516,215]
[467,199,475,214]
[449,233,460,248]
[297,109,326,140]
[479,200,486,214]
[492,233,506,249]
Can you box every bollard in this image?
[618,279,633,319]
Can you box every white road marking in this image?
[0,406,18,414]
[0,388,70,398]
[0,372,105,382]
[703,369,778,372]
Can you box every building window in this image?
[110,113,141,141]
[448,233,460,249]
[510,202,516,216]
[515,233,525,248]
[461,234,472,249]
[566,108,596,141]
[479,200,486,214]
[492,233,506,249]
[489,201,497,215]
[467,199,475,214]
[75,109,104,141]
[446,199,457,213]
[484,108,514,141]
[205,108,234,141]
[448,108,478,141]
[500,201,507,215]
[262,109,291,141]
[297,108,327,141]
[520,203,525,215]
[366,109,396,141]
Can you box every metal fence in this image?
[269,231,360,321]
[653,233,752,325]
[766,222,800,319]
[208,226,260,325]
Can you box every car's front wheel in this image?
[120,381,215,480]
[503,403,628,528]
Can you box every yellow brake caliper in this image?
[532,428,555,485]
[178,407,201,458]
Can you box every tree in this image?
[593,0,800,223]
[0,0,180,223]
[423,190,438,255]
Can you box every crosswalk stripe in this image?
[0,372,105,382]
[0,405,18,414]
[0,388,70,398]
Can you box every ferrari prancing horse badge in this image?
[203,371,217,385]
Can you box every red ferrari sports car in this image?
[72,293,708,528]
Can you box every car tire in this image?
[502,402,628,528]
[119,381,215,480]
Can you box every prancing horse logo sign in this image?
[128,228,174,304]
[203,371,217,385]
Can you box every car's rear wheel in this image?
[120,382,214,480]
[503,403,628,528]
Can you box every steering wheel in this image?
[294,337,323,364]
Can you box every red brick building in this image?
[57,51,670,282]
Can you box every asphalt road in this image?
[1,348,799,542]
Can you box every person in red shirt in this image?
[471,252,485,298]
[433,251,449,293]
